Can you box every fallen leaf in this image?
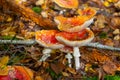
[0,56,9,65]
[50,63,65,74]
[6,16,12,22]
[62,72,69,77]
[0,56,10,75]
[103,61,117,75]
[0,63,9,75]
[90,49,110,64]
[35,76,44,80]
[66,67,77,75]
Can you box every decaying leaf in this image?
[35,76,44,80]
[90,50,110,63]
[0,63,9,75]
[103,61,117,75]
[62,72,69,77]
[85,63,96,73]
[50,62,65,74]
[0,56,9,75]
[66,67,77,75]
[1,26,17,36]
[0,56,9,65]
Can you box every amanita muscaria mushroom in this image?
[54,7,96,32]
[55,15,94,32]
[53,0,79,9]
[56,28,94,70]
[0,66,33,80]
[35,30,64,61]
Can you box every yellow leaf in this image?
[0,56,9,65]
[85,64,92,72]
[66,67,77,74]
[35,76,44,80]
[0,63,9,75]
[85,63,96,73]
[1,26,17,36]
[107,0,113,2]
[103,1,110,7]
[6,17,12,22]
[62,72,69,77]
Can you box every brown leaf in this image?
[66,67,77,75]
[62,72,69,77]
[35,76,44,80]
[103,61,117,75]
[90,49,110,64]
[42,73,52,80]
[50,62,65,74]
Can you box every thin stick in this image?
[86,42,120,51]
[0,40,36,45]
[0,40,120,51]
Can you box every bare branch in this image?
[0,40,36,45]
[86,42,120,51]
[0,40,120,51]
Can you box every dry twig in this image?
[0,40,120,51]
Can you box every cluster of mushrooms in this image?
[35,0,96,70]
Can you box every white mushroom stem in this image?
[73,47,81,70]
[65,53,73,67]
[39,48,52,62]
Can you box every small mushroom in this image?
[35,30,64,61]
[52,0,79,9]
[56,28,94,70]
[60,46,73,67]
[65,53,73,67]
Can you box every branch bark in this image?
[0,0,57,29]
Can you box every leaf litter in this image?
[0,0,120,80]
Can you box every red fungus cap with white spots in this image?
[56,28,94,47]
[35,30,64,49]
[54,15,94,32]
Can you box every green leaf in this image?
[32,7,42,13]
[99,32,107,39]
[83,76,98,80]
[104,75,120,80]
[46,68,62,79]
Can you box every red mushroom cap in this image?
[53,0,79,9]
[35,30,64,49]
[0,66,33,80]
[56,28,94,47]
[54,15,94,32]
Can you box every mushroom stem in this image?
[65,53,73,67]
[73,47,81,70]
[39,48,52,62]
